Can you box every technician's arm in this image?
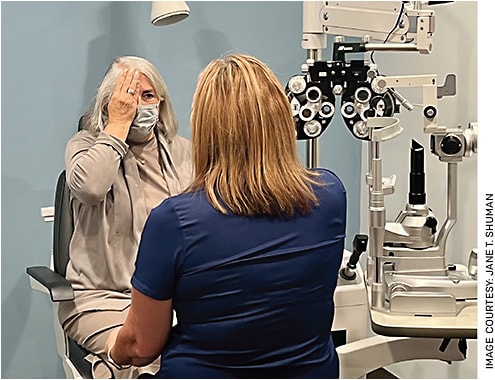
[105,288,173,367]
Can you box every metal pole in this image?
[305,48,321,169]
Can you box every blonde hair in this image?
[189,54,321,217]
[81,56,178,141]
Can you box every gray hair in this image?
[81,56,178,141]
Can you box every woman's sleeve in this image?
[131,200,183,301]
[65,130,128,204]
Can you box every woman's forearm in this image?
[105,290,172,368]
[109,325,159,368]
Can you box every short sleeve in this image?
[131,200,183,300]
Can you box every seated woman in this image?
[105,53,347,378]
[58,56,192,378]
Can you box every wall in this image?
[1,2,360,378]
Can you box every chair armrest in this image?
[26,266,75,302]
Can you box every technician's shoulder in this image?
[314,168,346,193]
[153,191,208,221]
[313,168,346,215]
[148,195,183,226]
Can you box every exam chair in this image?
[26,170,93,379]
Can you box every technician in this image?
[105,53,346,378]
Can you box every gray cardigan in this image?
[59,129,193,319]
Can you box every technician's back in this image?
[132,168,346,378]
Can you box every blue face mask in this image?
[128,103,159,140]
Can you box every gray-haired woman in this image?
[58,56,193,378]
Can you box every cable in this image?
[370,1,406,67]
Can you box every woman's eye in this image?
[143,93,155,100]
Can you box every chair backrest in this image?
[53,170,74,277]
[54,116,83,276]
[51,170,94,378]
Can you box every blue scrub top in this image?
[132,168,346,378]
